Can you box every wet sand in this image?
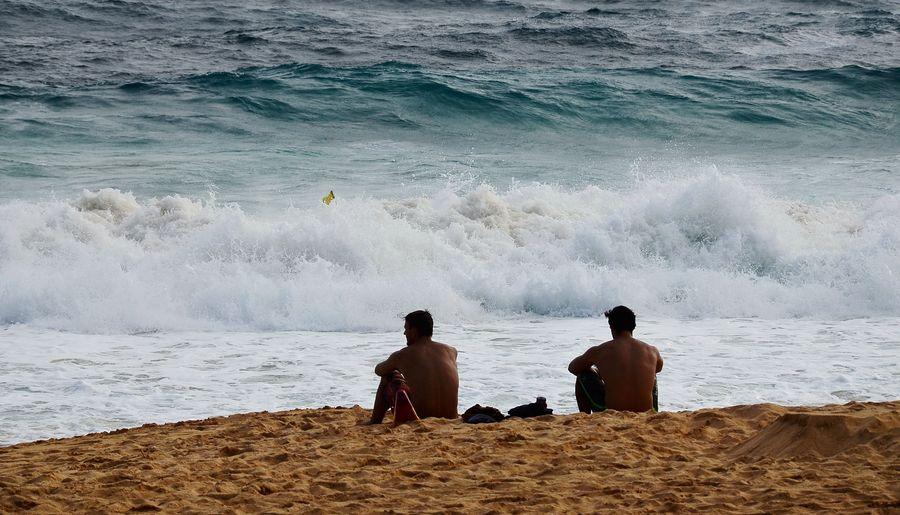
[1,401,897,513]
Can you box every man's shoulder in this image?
[580,340,612,358]
[628,339,661,361]
[593,339,616,351]
[430,340,457,353]
[633,338,659,351]
[389,346,412,358]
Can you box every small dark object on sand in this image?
[462,404,505,423]
[508,397,553,418]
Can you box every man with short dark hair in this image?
[568,305,663,413]
[368,310,459,423]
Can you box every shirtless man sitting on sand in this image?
[368,310,459,423]
[568,305,663,413]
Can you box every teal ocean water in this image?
[2,0,898,207]
[0,1,898,443]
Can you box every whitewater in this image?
[1,0,899,444]
[3,177,900,332]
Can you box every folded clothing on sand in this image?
[462,404,505,424]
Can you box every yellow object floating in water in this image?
[322,190,335,205]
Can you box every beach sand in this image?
[1,402,897,513]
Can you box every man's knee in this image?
[574,377,585,398]
[576,370,606,413]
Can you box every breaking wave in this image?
[1,174,898,333]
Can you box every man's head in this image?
[604,305,636,335]
[403,310,433,345]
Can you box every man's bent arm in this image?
[374,354,397,377]
[568,350,595,375]
[655,348,664,373]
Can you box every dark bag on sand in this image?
[508,397,553,418]
[462,404,505,424]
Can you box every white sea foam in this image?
[1,174,898,333]
[2,318,898,445]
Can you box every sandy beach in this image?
[3,1,899,513]
[1,401,897,513]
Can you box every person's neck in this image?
[612,330,633,340]
[409,337,432,346]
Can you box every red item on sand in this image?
[385,370,420,426]
[392,390,419,426]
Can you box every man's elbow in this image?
[567,361,581,375]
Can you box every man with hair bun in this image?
[368,310,459,423]
[567,305,663,413]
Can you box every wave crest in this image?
[1,176,898,332]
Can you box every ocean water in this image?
[1,0,898,445]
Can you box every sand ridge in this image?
[1,401,897,513]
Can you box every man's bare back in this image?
[568,306,663,413]
[369,311,459,423]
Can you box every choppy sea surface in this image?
[1,0,898,444]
